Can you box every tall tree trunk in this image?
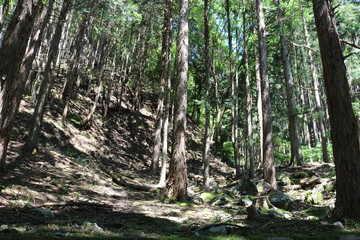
[243,1,255,178]
[56,9,73,72]
[81,38,110,127]
[23,0,70,154]
[202,0,211,190]
[159,0,173,186]
[151,0,173,176]
[225,0,240,177]
[254,28,264,169]
[164,0,189,202]
[0,0,41,171]
[103,49,116,119]
[150,26,166,175]
[296,48,311,148]
[312,0,360,219]
[62,10,91,121]
[256,0,277,190]
[276,0,303,166]
[302,7,329,163]
[23,0,55,95]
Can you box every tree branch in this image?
[341,39,360,50]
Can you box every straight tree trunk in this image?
[256,0,277,190]
[56,9,73,71]
[225,0,240,177]
[150,10,167,175]
[276,0,303,166]
[103,49,116,119]
[0,0,41,171]
[159,0,173,186]
[23,0,55,95]
[302,7,329,163]
[243,1,255,178]
[81,38,110,127]
[23,0,70,154]
[202,0,211,190]
[254,28,264,169]
[312,0,360,219]
[164,0,189,202]
[62,10,91,121]
[297,48,311,148]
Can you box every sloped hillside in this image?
[0,77,359,240]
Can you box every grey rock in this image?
[268,208,292,219]
[277,174,292,186]
[236,179,258,195]
[269,208,282,218]
[238,197,253,207]
[33,208,55,219]
[0,224,9,230]
[333,221,345,230]
[269,191,295,210]
[208,225,227,234]
[82,222,103,233]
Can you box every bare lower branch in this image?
[341,39,360,50]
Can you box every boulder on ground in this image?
[277,173,292,186]
[234,179,258,195]
[269,191,295,210]
[237,195,254,207]
[32,208,55,219]
[303,206,330,220]
[268,207,292,219]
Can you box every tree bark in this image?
[256,0,277,190]
[23,0,70,154]
[81,38,110,127]
[302,6,329,163]
[243,1,255,178]
[62,10,91,121]
[275,0,303,166]
[225,0,240,177]
[159,0,173,186]
[202,0,211,190]
[0,0,41,171]
[103,48,116,119]
[313,0,360,219]
[254,26,264,169]
[164,0,189,202]
[150,1,170,175]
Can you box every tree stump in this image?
[246,204,260,220]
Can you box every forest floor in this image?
[0,83,360,240]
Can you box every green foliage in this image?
[305,191,324,204]
[199,192,220,203]
[274,137,291,166]
[302,143,334,163]
[344,218,360,229]
[222,141,234,166]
